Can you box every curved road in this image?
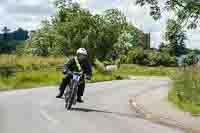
[0,79,184,133]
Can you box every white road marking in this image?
[40,110,60,125]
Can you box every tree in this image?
[13,28,29,40]
[103,9,127,29]
[26,20,66,56]
[114,31,137,56]
[135,0,200,29]
[27,1,143,62]
[164,19,187,57]
[2,26,10,40]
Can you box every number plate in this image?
[73,74,81,81]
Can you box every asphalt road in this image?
[0,79,184,133]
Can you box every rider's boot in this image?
[77,96,84,103]
[56,93,63,98]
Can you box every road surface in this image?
[0,79,184,133]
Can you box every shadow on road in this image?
[71,107,142,119]
[71,107,189,132]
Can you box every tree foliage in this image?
[135,0,200,29]
[26,2,143,63]
[163,19,187,57]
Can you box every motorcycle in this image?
[64,72,84,110]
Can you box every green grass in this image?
[168,66,200,115]
[90,69,121,82]
[16,55,66,66]
[0,70,62,90]
[0,55,177,91]
[168,88,200,115]
[0,55,66,66]
[0,63,177,90]
[0,68,117,91]
[0,56,118,90]
[115,64,177,77]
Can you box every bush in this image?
[127,49,177,67]
[127,47,145,64]
[159,52,177,67]
[115,64,176,76]
[169,56,177,67]
[102,60,113,66]
[94,59,106,73]
[119,55,128,64]
[146,51,162,66]
[184,52,196,65]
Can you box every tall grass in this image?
[169,65,200,114]
[0,54,66,67]
[0,69,117,90]
[0,55,118,90]
[16,55,66,67]
[0,70,62,90]
[0,54,16,65]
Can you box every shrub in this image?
[126,49,177,67]
[119,55,128,64]
[146,51,162,66]
[159,52,177,66]
[169,56,177,67]
[127,47,145,64]
[184,52,196,65]
[94,59,106,73]
[102,60,113,66]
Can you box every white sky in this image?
[0,0,199,49]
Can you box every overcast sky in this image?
[0,0,199,49]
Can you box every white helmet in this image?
[76,48,87,55]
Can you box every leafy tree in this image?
[103,9,128,31]
[114,31,137,56]
[127,47,146,64]
[27,0,144,63]
[1,26,10,40]
[135,0,200,29]
[184,52,196,65]
[164,19,187,57]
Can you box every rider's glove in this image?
[63,70,73,76]
[63,69,67,75]
[67,71,73,76]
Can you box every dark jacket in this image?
[63,57,92,76]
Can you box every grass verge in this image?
[115,64,177,77]
[0,69,118,91]
[168,66,200,115]
[168,88,200,115]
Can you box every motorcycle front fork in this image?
[73,95,77,105]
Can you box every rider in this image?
[56,48,92,103]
